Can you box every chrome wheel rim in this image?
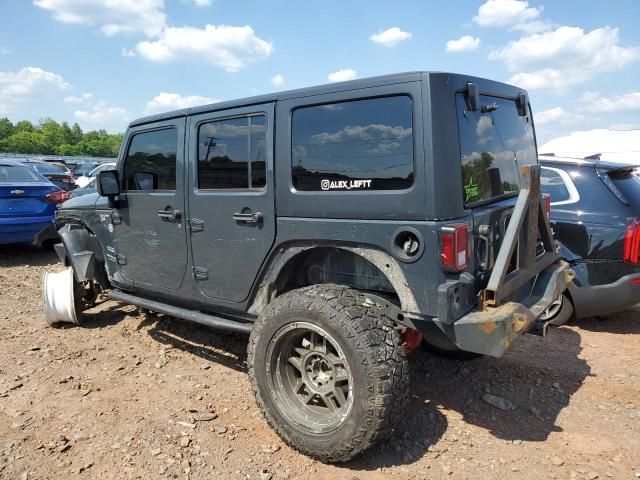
[541,295,563,321]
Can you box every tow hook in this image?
[565,269,576,284]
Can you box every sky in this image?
[0,0,638,144]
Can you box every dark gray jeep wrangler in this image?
[44,72,572,462]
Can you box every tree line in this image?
[0,118,123,158]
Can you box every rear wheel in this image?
[540,293,574,326]
[247,284,409,462]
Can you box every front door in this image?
[188,104,276,302]
[114,119,188,290]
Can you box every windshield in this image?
[74,164,97,175]
[0,165,43,182]
[88,164,113,177]
[31,163,65,174]
[456,93,537,206]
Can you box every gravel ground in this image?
[1,245,639,480]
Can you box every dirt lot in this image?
[1,246,639,480]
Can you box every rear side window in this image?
[124,128,177,191]
[457,94,537,206]
[608,168,640,208]
[292,96,414,191]
[0,165,41,182]
[541,167,571,203]
[197,114,266,190]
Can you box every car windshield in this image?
[456,94,537,206]
[88,164,112,177]
[31,163,65,174]
[0,165,42,182]
[74,164,97,175]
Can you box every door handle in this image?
[232,211,263,224]
[157,208,181,221]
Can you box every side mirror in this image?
[97,170,120,197]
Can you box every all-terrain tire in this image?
[247,284,409,463]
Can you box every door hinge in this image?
[189,218,205,233]
[116,254,127,265]
[193,266,208,280]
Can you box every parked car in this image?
[71,162,99,179]
[21,159,76,192]
[75,162,116,188]
[46,72,570,462]
[69,177,96,198]
[540,154,640,323]
[0,159,69,245]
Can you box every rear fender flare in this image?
[247,244,420,316]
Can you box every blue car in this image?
[0,159,69,245]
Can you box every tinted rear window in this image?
[292,96,414,191]
[456,94,537,206]
[0,165,42,182]
[32,163,64,174]
[609,168,640,208]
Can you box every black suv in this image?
[539,155,640,323]
[45,72,571,462]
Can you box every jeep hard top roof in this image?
[129,71,525,128]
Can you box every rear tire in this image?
[247,284,409,462]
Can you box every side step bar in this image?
[108,290,253,334]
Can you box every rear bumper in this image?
[0,215,55,245]
[570,273,640,318]
[451,260,572,357]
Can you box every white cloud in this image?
[327,69,357,83]
[34,0,166,37]
[0,47,10,55]
[473,0,543,30]
[63,92,93,105]
[446,35,481,53]
[74,101,131,132]
[369,27,412,47]
[192,0,212,5]
[0,67,71,114]
[534,107,584,125]
[144,92,220,114]
[490,26,640,90]
[580,91,640,113]
[271,74,284,87]
[136,24,273,72]
[121,47,136,57]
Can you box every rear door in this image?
[113,119,188,290]
[455,93,538,272]
[187,104,276,302]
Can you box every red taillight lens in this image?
[440,224,468,272]
[543,193,551,221]
[624,220,640,265]
[45,190,70,204]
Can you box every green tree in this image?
[0,131,47,154]
[0,118,14,140]
[70,123,83,144]
[14,120,34,133]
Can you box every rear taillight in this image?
[440,224,468,272]
[542,193,551,221]
[45,190,70,204]
[624,220,640,265]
